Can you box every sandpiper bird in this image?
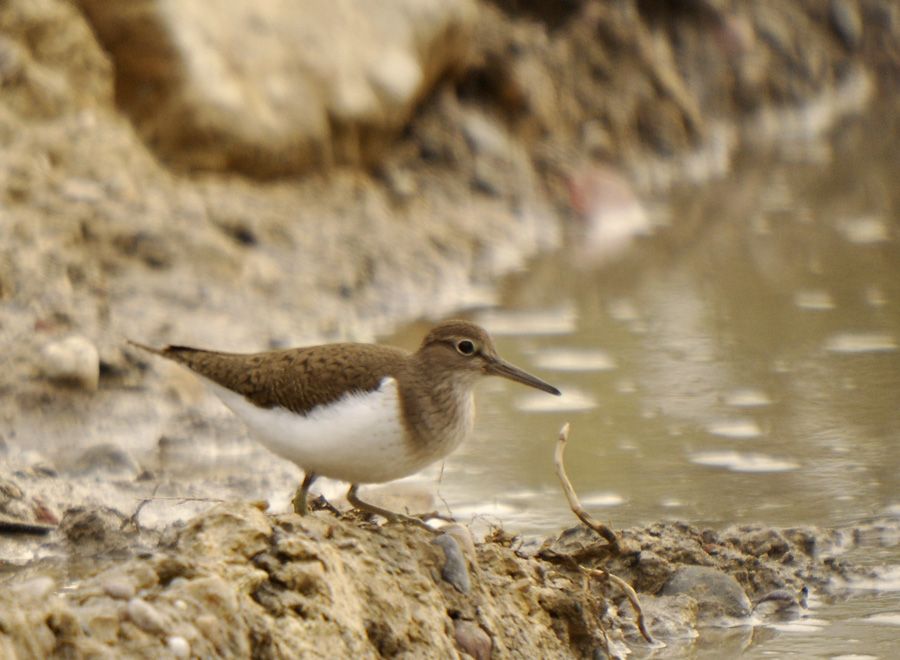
[131,320,560,525]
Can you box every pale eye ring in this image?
[456,339,476,356]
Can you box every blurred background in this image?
[1,1,898,656]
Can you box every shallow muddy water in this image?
[390,106,900,656]
[406,110,899,536]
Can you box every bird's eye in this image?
[456,339,476,356]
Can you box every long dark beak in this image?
[486,357,561,395]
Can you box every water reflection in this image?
[417,107,899,536]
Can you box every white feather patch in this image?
[206,377,442,484]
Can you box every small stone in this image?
[11,576,55,601]
[454,620,491,660]
[661,566,751,620]
[433,533,470,594]
[0,477,24,501]
[72,443,141,478]
[40,335,100,391]
[166,635,190,658]
[61,507,127,552]
[368,49,422,105]
[441,523,477,563]
[126,598,165,634]
[103,577,136,600]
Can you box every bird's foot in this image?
[346,484,438,533]
[309,494,341,516]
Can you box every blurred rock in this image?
[441,523,477,563]
[103,575,137,601]
[454,619,491,660]
[40,335,100,392]
[433,532,470,593]
[166,635,190,658]
[0,477,32,521]
[77,0,477,177]
[10,576,56,602]
[60,507,133,557]
[72,443,142,479]
[661,566,752,621]
[126,598,166,634]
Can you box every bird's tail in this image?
[127,340,226,371]
[126,339,166,357]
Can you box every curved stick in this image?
[554,423,655,645]
[589,568,655,645]
[554,422,619,549]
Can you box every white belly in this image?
[205,377,462,484]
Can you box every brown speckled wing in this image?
[154,343,409,415]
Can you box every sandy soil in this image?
[1,0,898,656]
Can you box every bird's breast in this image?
[404,385,475,461]
[206,376,463,484]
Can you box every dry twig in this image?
[121,490,227,531]
[554,422,655,645]
[0,516,54,535]
[589,568,654,644]
[554,422,619,550]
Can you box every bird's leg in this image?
[346,484,436,533]
[292,471,318,515]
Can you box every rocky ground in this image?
[2,498,898,658]
[1,0,899,657]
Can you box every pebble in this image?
[73,443,142,478]
[126,598,166,634]
[454,620,491,660]
[433,533,470,594]
[661,565,752,620]
[441,524,477,563]
[369,48,422,105]
[103,577,136,600]
[40,335,100,391]
[11,576,55,601]
[166,635,190,658]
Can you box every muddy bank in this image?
[1,0,899,656]
[2,501,897,658]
